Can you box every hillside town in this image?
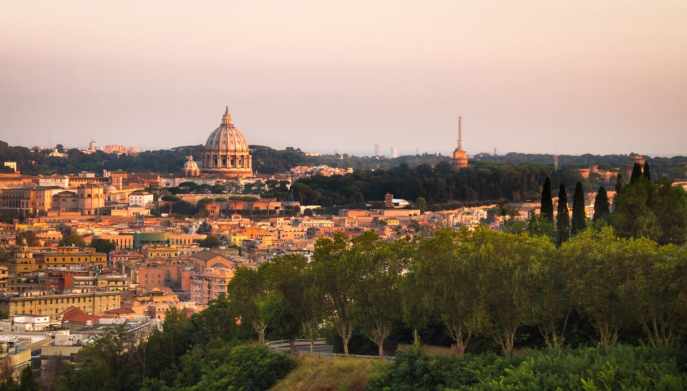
[0,109,499,380]
[0,109,683,384]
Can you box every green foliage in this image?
[261,254,322,343]
[571,182,586,235]
[369,346,687,391]
[0,366,40,391]
[416,196,428,212]
[17,366,38,391]
[615,173,624,198]
[91,238,116,254]
[527,215,555,242]
[478,231,554,355]
[56,328,141,391]
[353,238,409,356]
[612,179,659,240]
[227,268,272,344]
[311,233,368,354]
[414,229,486,355]
[611,177,687,245]
[556,184,570,245]
[592,186,610,223]
[644,161,652,181]
[198,234,222,248]
[178,345,295,391]
[631,162,644,184]
[294,161,551,207]
[55,225,687,389]
[651,180,687,245]
[59,232,85,247]
[15,231,39,246]
[540,177,554,223]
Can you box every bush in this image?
[186,344,295,391]
[369,346,687,391]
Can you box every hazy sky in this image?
[1,1,686,156]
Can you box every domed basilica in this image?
[201,107,253,178]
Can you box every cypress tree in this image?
[643,161,651,181]
[593,186,610,222]
[613,174,623,212]
[630,162,643,184]
[540,177,554,223]
[556,184,570,245]
[571,182,586,235]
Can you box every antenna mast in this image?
[457,116,463,150]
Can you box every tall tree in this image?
[531,242,572,349]
[227,268,273,344]
[312,233,362,355]
[540,177,554,223]
[262,254,324,352]
[478,230,548,355]
[651,180,687,245]
[593,186,610,223]
[643,161,651,181]
[624,241,685,348]
[630,162,643,184]
[571,182,587,235]
[353,239,406,357]
[612,181,660,241]
[615,174,624,196]
[562,228,634,349]
[556,184,570,245]
[400,268,433,347]
[416,229,486,356]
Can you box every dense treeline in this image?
[230,228,687,358]
[532,162,687,246]
[0,140,447,175]
[475,152,687,179]
[292,161,578,206]
[26,224,687,390]
[45,299,294,391]
[5,139,686,178]
[0,141,201,175]
[369,346,687,390]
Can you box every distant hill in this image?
[1,139,685,178]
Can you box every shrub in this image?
[186,344,295,391]
[369,346,687,391]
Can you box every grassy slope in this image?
[270,355,386,391]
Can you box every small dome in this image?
[183,155,201,177]
[205,107,249,154]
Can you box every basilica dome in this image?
[201,107,253,178]
[205,109,250,154]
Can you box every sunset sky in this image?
[1,0,686,155]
